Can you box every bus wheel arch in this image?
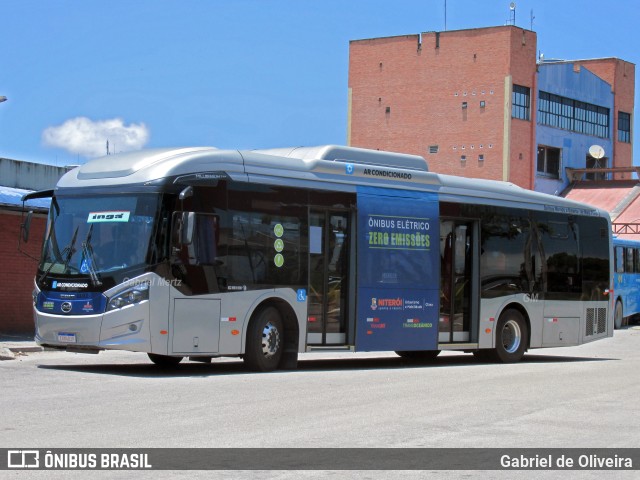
[243,299,299,372]
[614,299,623,330]
[489,303,530,363]
[269,298,299,370]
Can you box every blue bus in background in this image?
[613,237,640,329]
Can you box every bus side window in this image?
[544,220,580,293]
[626,248,634,274]
[190,214,218,265]
[170,211,219,266]
[615,247,624,274]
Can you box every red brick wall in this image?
[0,210,46,335]
[349,26,537,189]
[611,59,634,178]
[507,28,538,190]
[577,59,635,177]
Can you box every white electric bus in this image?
[22,145,613,371]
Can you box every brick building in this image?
[0,158,67,336]
[348,26,635,194]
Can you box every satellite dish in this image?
[588,145,605,159]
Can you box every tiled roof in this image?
[563,184,632,212]
[564,182,640,241]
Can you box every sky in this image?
[1,0,638,167]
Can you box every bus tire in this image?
[244,306,284,372]
[148,353,183,367]
[614,300,623,330]
[395,350,440,361]
[489,309,528,363]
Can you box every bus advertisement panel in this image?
[356,187,440,351]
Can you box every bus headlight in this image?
[107,282,150,311]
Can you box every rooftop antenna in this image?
[508,2,516,26]
[530,9,535,30]
[444,0,447,31]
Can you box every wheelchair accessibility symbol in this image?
[345,163,354,175]
[297,289,307,302]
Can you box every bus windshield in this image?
[39,194,160,279]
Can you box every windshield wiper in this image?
[38,225,79,284]
[60,226,80,276]
[81,224,102,287]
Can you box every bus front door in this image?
[307,210,350,345]
[439,220,477,343]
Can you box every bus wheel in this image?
[614,301,623,330]
[244,306,284,372]
[395,350,440,361]
[147,353,183,367]
[491,309,528,363]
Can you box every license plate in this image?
[58,332,77,343]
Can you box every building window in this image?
[538,91,610,138]
[618,111,631,143]
[512,85,530,120]
[537,146,561,178]
[585,155,607,180]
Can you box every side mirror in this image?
[180,212,195,245]
[21,211,33,243]
[179,186,193,201]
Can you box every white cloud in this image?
[42,117,150,158]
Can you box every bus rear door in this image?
[307,209,350,346]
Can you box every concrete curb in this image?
[7,345,44,353]
[0,347,16,360]
[0,341,44,360]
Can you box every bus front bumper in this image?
[34,301,152,353]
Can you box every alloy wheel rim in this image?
[502,319,522,353]
[261,321,281,358]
